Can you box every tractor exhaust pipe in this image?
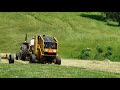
[25,34,27,42]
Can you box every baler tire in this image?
[55,56,61,65]
[30,54,36,63]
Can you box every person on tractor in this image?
[29,37,35,54]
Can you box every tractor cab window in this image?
[44,42,57,49]
[44,43,48,48]
[51,43,56,48]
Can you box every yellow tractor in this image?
[16,34,61,65]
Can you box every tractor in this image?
[16,34,61,65]
[16,34,30,61]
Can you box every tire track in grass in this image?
[61,59,120,74]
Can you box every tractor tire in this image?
[16,52,19,60]
[55,56,61,65]
[21,45,27,61]
[29,54,36,63]
[9,54,14,64]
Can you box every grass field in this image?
[0,12,120,61]
[0,58,120,78]
[0,62,120,78]
[1,12,120,78]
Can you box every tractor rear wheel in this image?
[21,45,27,61]
[55,56,61,65]
[30,54,36,63]
[9,54,14,64]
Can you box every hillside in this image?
[0,12,120,61]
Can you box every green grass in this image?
[0,12,120,61]
[0,63,120,78]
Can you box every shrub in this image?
[104,46,112,59]
[94,45,103,60]
[80,48,91,60]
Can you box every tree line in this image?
[103,12,120,26]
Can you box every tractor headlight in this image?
[53,50,56,53]
[44,49,56,53]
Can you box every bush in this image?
[104,46,112,59]
[80,48,91,60]
[94,45,103,60]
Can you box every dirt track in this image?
[1,53,120,73]
[62,59,120,73]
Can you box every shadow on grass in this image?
[80,14,120,27]
[106,23,119,27]
[80,14,106,22]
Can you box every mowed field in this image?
[1,55,120,78]
[2,57,120,74]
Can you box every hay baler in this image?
[30,35,61,65]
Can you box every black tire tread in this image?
[9,54,14,64]
[30,54,36,63]
[21,44,27,61]
[55,56,61,65]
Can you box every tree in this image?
[104,12,120,26]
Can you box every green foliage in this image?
[94,45,104,60]
[94,45,113,60]
[104,46,112,59]
[80,48,91,60]
[104,12,120,25]
[96,45,103,54]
